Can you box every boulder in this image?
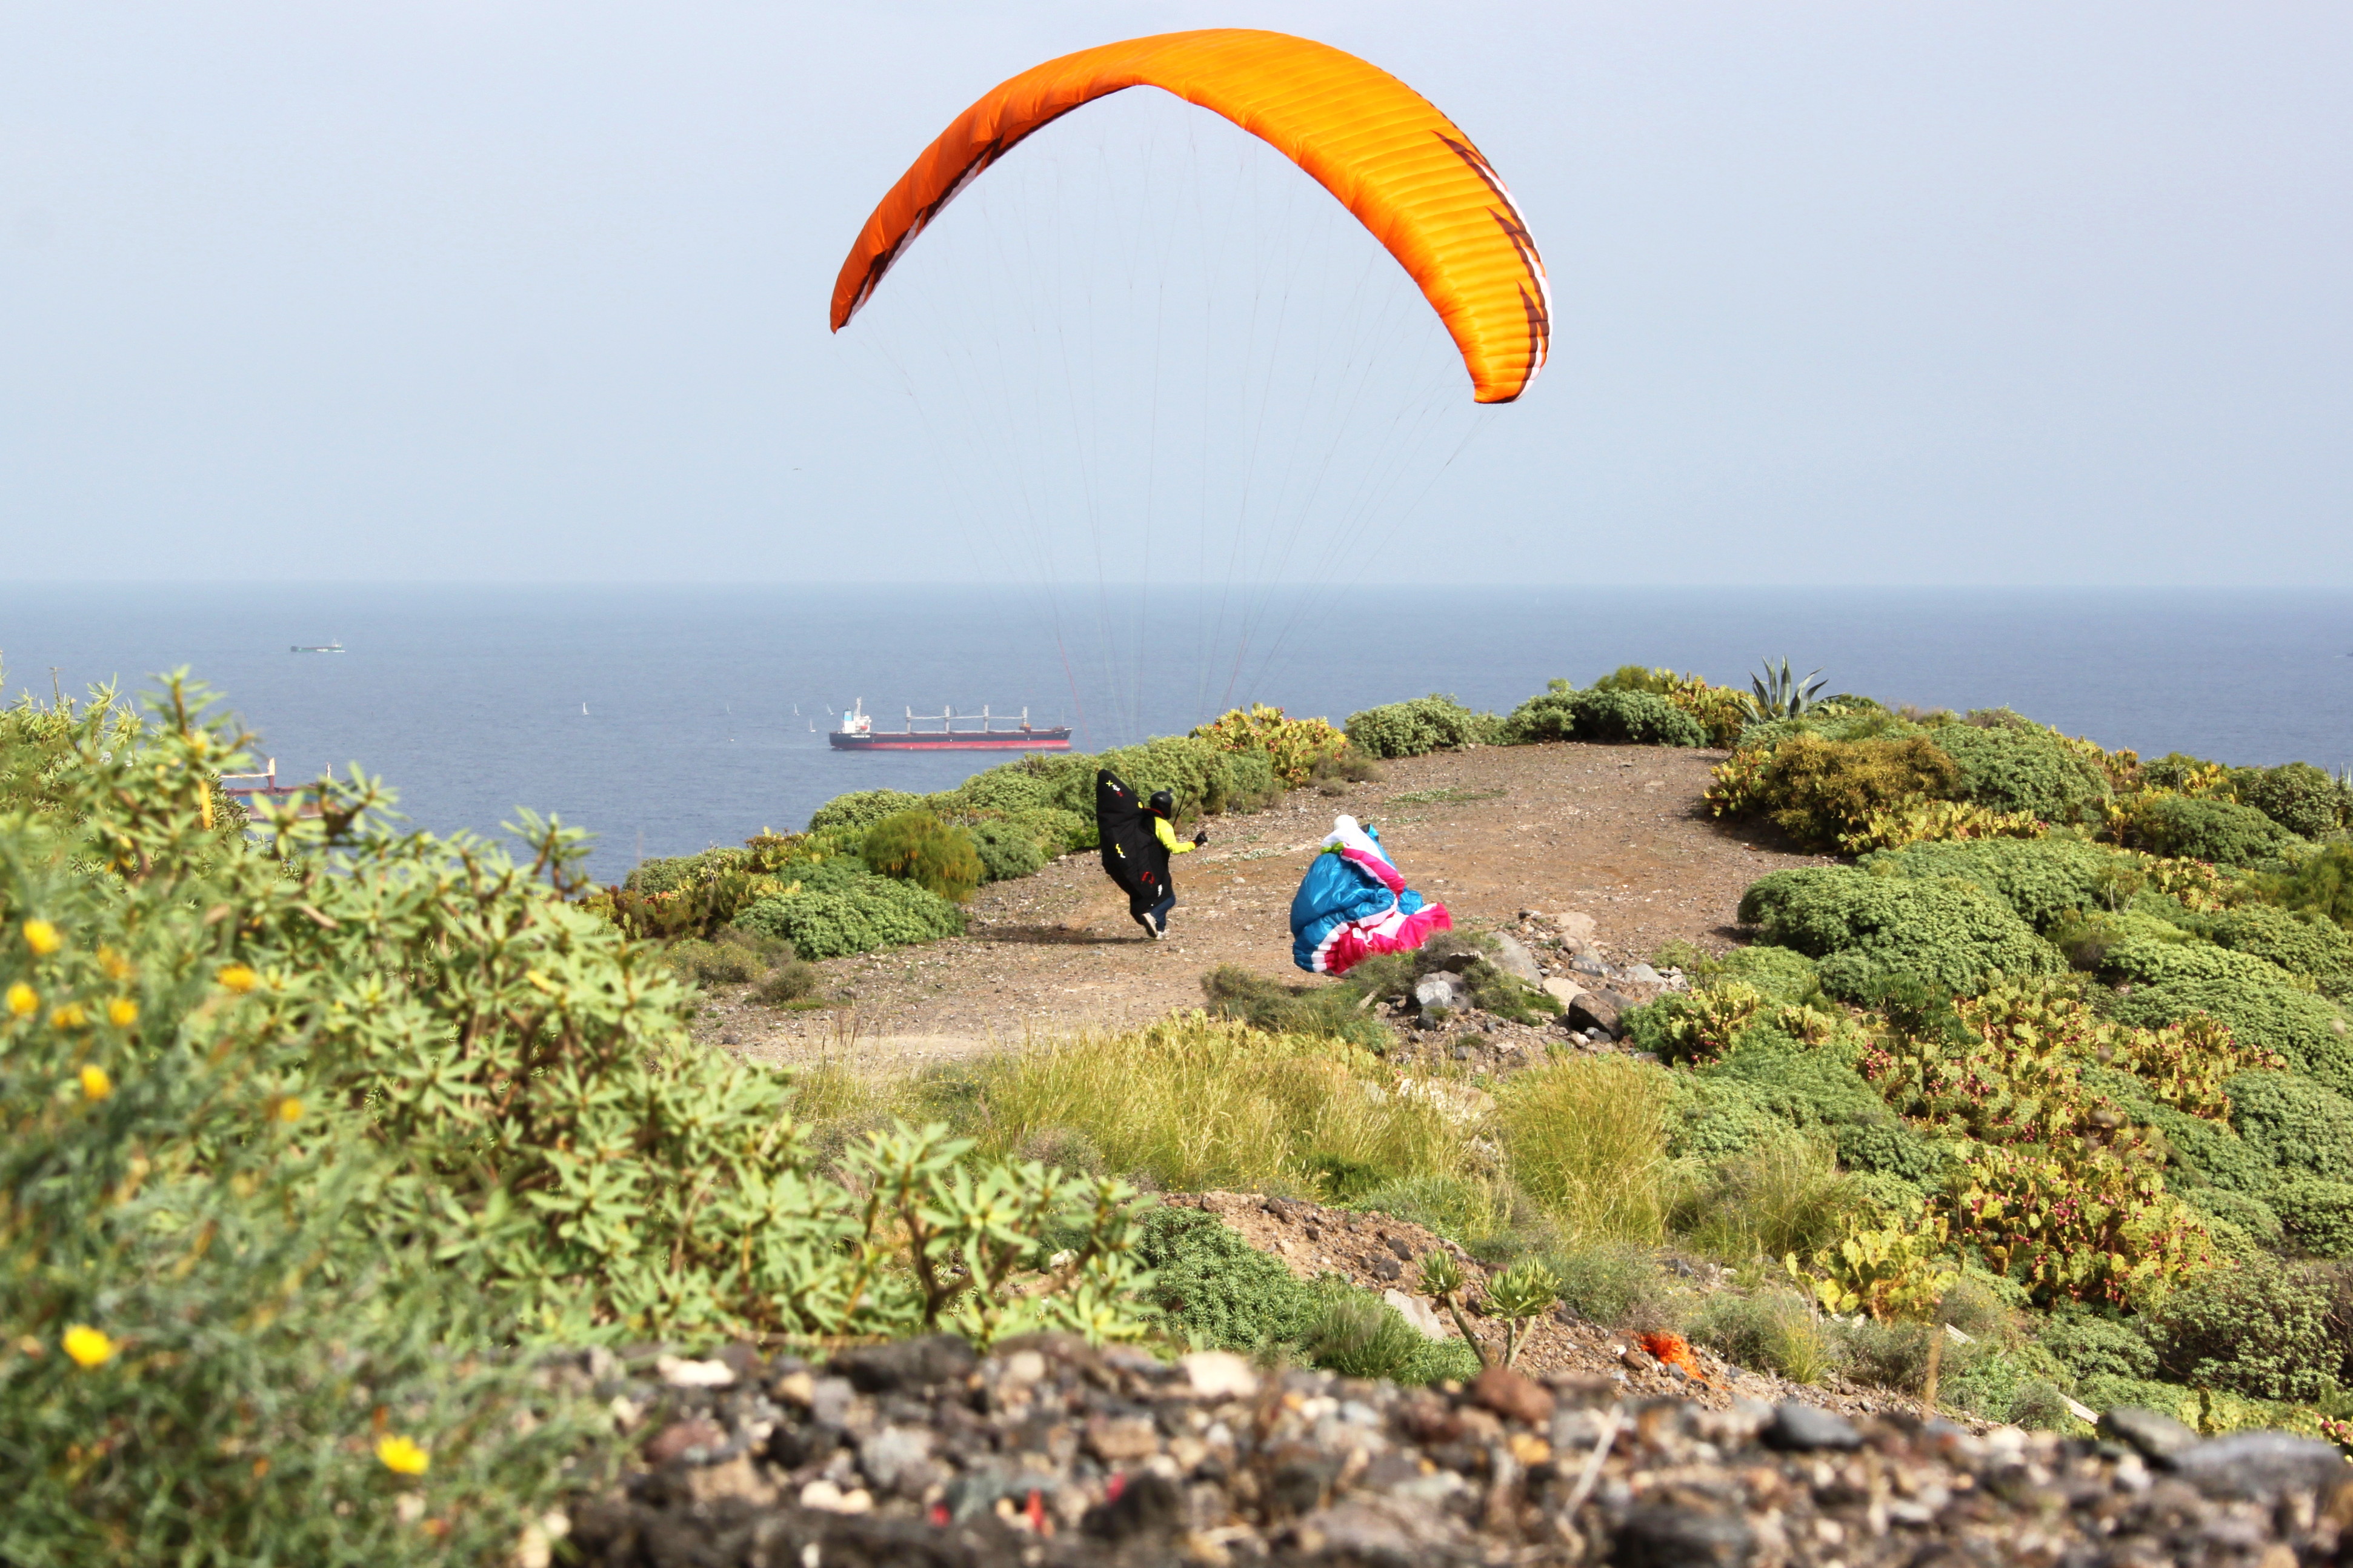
[1384,1289,1451,1341]
[2097,1407,2197,1463]
[1568,991,1626,1037]
[1468,1366,1554,1426]
[1488,932,1545,986]
[829,1334,977,1393]
[1542,977,1589,1009]
[1760,1402,1862,1452]
[1612,1503,1754,1568]
[2165,1431,2350,1500]
[1413,972,1468,1011]
[1553,911,1599,945]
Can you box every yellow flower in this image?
[6,983,34,1018]
[62,1326,115,1368]
[107,998,138,1028]
[22,920,61,957]
[277,1097,304,1123]
[98,946,132,982]
[79,1065,112,1100]
[375,1435,430,1476]
[50,1003,88,1030]
[217,965,258,995]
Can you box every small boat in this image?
[290,640,344,654]
[830,699,1072,752]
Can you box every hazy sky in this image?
[4,2,2348,585]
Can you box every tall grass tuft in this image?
[960,1013,1470,1196]
[1674,1134,1870,1264]
[1495,1055,1683,1243]
[1691,1291,1834,1384]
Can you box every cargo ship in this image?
[829,699,1072,752]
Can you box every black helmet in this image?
[1147,789,1174,818]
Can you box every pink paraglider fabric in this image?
[1290,816,1451,976]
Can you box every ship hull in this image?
[830,731,1072,751]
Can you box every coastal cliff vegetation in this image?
[15,658,2353,1560]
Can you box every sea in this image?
[5,584,2351,886]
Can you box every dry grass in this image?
[954,1012,1475,1197]
[1494,1055,1683,1244]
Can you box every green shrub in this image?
[967,819,1049,883]
[1832,1318,1936,1394]
[1300,1285,1482,1385]
[1137,1206,1317,1353]
[0,780,594,1561]
[1698,1025,1885,1129]
[2142,752,2223,791]
[1499,679,1579,743]
[2048,907,2202,971]
[1200,966,1392,1049]
[1739,709,1928,751]
[0,677,1157,1560]
[1689,1291,1832,1383]
[1561,688,1705,746]
[1590,664,1676,694]
[1738,866,2065,997]
[1931,723,2112,822]
[1729,734,1963,850]
[1190,705,1350,788]
[2255,843,2353,929]
[665,935,761,985]
[862,809,984,902]
[2234,762,2352,839]
[1398,931,1562,1024]
[1711,944,1827,1002]
[2102,954,2353,1094]
[2114,794,2301,866]
[2273,1176,2353,1260]
[1666,1072,1786,1162]
[1672,1134,1869,1264]
[807,788,927,835]
[735,873,966,960]
[2100,935,2297,994]
[1545,1240,1682,1331]
[753,957,820,1005]
[624,844,748,895]
[2180,1186,2286,1252]
[1938,1340,2082,1429]
[1068,735,1279,819]
[2195,904,2353,993]
[1861,836,2146,932]
[1136,1210,1478,1383]
[2039,1306,2160,1383]
[1344,694,1494,759]
[2155,1255,2337,1402]
[1311,747,1385,789]
[2226,1072,2353,1180]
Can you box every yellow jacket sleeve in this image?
[1153,817,1193,855]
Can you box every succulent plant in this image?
[1749,657,1829,720]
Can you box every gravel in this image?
[555,1334,2353,1567]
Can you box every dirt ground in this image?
[704,741,1835,1071]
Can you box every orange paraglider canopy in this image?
[829,29,1549,405]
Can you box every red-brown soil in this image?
[700,741,1834,1071]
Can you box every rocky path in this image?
[700,741,1834,1071]
[565,1331,2353,1567]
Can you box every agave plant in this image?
[1748,657,1828,720]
